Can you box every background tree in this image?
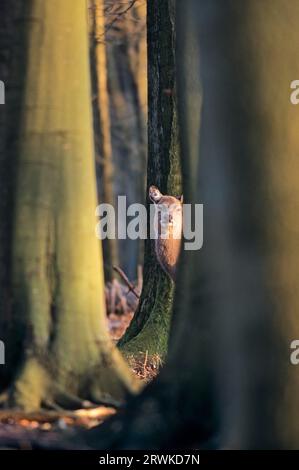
[0,0,138,411]
[104,0,147,279]
[118,0,181,362]
[90,0,118,282]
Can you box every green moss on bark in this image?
[121,270,173,360]
[118,0,181,361]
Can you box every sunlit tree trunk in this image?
[4,0,137,411]
[104,0,147,279]
[122,0,148,270]
[118,0,181,362]
[92,0,118,282]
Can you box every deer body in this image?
[149,185,183,281]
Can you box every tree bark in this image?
[2,0,138,411]
[104,0,147,280]
[91,0,118,282]
[118,0,181,362]
[0,0,31,389]
[191,0,299,449]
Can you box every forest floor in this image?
[108,310,160,381]
[0,283,159,446]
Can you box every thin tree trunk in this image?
[118,0,181,362]
[92,0,118,282]
[104,0,147,280]
[122,0,148,269]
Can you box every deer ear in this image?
[149,185,163,203]
[176,194,183,203]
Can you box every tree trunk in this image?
[190,0,299,449]
[104,0,147,280]
[0,0,31,389]
[91,0,118,282]
[4,0,138,411]
[121,0,148,272]
[118,0,181,362]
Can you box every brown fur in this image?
[149,185,183,281]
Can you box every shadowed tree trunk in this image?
[0,0,31,389]
[193,0,299,449]
[1,0,138,411]
[118,0,181,362]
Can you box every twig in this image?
[143,350,148,377]
[103,0,138,37]
[137,264,143,291]
[113,265,140,299]
[0,407,115,424]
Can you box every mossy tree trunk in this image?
[84,0,299,450]
[1,0,138,411]
[118,0,181,362]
